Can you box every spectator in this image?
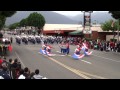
[0,56,3,66]
[29,72,35,79]
[0,63,11,79]
[10,37,13,44]
[0,76,4,79]
[23,67,30,79]
[8,59,13,78]
[18,69,25,79]
[12,59,18,68]
[11,59,18,79]
[33,69,43,79]
[8,59,12,70]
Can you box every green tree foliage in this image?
[109,11,120,19]
[9,22,19,30]
[0,16,6,29]
[0,11,16,17]
[109,11,120,29]
[19,18,28,27]
[101,20,117,31]
[0,11,16,30]
[27,12,46,29]
[109,11,120,40]
[101,20,120,39]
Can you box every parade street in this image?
[6,34,120,79]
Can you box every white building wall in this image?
[106,35,120,41]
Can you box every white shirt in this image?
[18,75,25,79]
[0,76,4,79]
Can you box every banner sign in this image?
[83,13,91,34]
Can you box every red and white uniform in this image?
[81,42,93,56]
[74,46,81,55]
[73,45,84,59]
[46,45,56,56]
[46,45,52,54]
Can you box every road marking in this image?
[58,51,92,64]
[39,51,106,79]
[44,55,91,79]
[81,60,92,64]
[42,54,106,79]
[93,54,120,63]
[56,51,61,53]
[76,69,107,79]
[38,52,65,57]
[15,51,25,68]
[56,51,92,64]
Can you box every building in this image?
[43,24,119,41]
[43,24,83,36]
[15,24,119,41]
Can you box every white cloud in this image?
[53,11,81,16]
[53,11,108,16]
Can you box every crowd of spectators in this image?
[0,57,44,79]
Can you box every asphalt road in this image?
[6,34,120,79]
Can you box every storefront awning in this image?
[69,30,83,35]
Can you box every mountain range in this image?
[5,11,113,26]
[69,11,113,24]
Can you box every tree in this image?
[9,22,20,30]
[0,11,16,30]
[27,12,46,34]
[0,11,16,17]
[109,11,120,41]
[19,18,28,27]
[101,19,120,39]
[109,11,120,20]
[0,16,6,30]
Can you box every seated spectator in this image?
[23,67,30,79]
[18,69,25,79]
[0,76,4,79]
[33,69,43,79]
[29,72,35,79]
[0,63,11,79]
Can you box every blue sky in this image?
[53,11,108,16]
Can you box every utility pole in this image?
[118,19,120,42]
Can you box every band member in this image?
[66,41,70,55]
[81,42,93,56]
[45,45,56,56]
[59,42,66,54]
[72,45,84,59]
[39,44,47,55]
